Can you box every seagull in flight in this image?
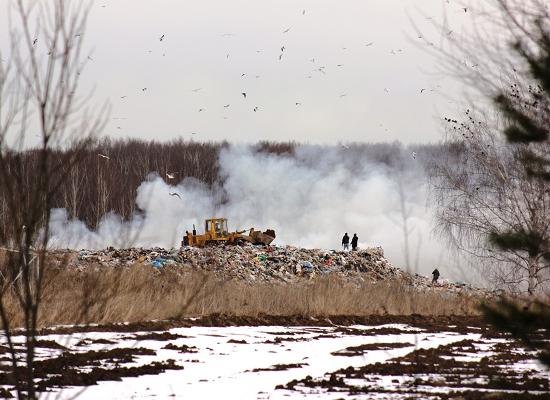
[365,42,374,47]
[169,192,182,199]
[283,27,291,33]
[159,34,165,41]
[33,38,38,45]
[420,88,427,93]
[412,152,417,159]
[242,92,247,98]
[98,154,110,160]
[295,102,302,106]
[166,173,175,179]
[224,104,230,108]
[253,106,259,112]
[142,88,147,92]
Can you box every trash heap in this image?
[71,244,487,294]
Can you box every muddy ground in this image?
[0,315,548,399]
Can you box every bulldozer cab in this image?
[205,218,228,238]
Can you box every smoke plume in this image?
[49,144,472,282]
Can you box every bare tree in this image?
[420,0,550,295]
[0,1,106,398]
[433,108,550,294]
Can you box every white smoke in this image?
[48,144,473,283]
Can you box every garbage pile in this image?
[71,244,487,294]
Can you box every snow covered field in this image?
[1,317,548,399]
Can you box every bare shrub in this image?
[0,1,106,398]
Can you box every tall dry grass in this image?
[1,264,482,328]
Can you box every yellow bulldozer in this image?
[181,217,276,247]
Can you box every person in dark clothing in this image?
[351,234,359,251]
[342,233,350,250]
[432,268,440,284]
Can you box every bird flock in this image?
[48,1,474,165]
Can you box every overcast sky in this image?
[1,0,475,144]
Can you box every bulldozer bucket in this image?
[249,229,276,245]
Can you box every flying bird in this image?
[224,104,230,108]
[412,152,417,159]
[166,173,175,179]
[296,102,302,106]
[98,154,110,160]
[120,96,127,99]
[365,42,374,46]
[142,88,147,92]
[339,93,347,98]
[253,106,259,112]
[337,64,344,67]
[279,53,283,60]
[191,88,202,92]
[198,108,205,112]
[281,46,285,52]
[462,7,468,13]
[169,192,182,199]
[420,88,427,93]
[159,34,165,41]
[242,92,246,98]
[32,38,38,45]
[302,9,306,15]
[384,88,390,93]
[241,73,246,77]
[283,27,291,33]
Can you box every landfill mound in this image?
[72,244,487,295]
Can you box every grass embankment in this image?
[1,264,483,328]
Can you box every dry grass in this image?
[1,263,483,328]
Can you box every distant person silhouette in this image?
[351,234,358,251]
[342,233,350,250]
[432,268,440,284]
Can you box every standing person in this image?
[432,268,440,284]
[342,233,350,250]
[351,234,359,251]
